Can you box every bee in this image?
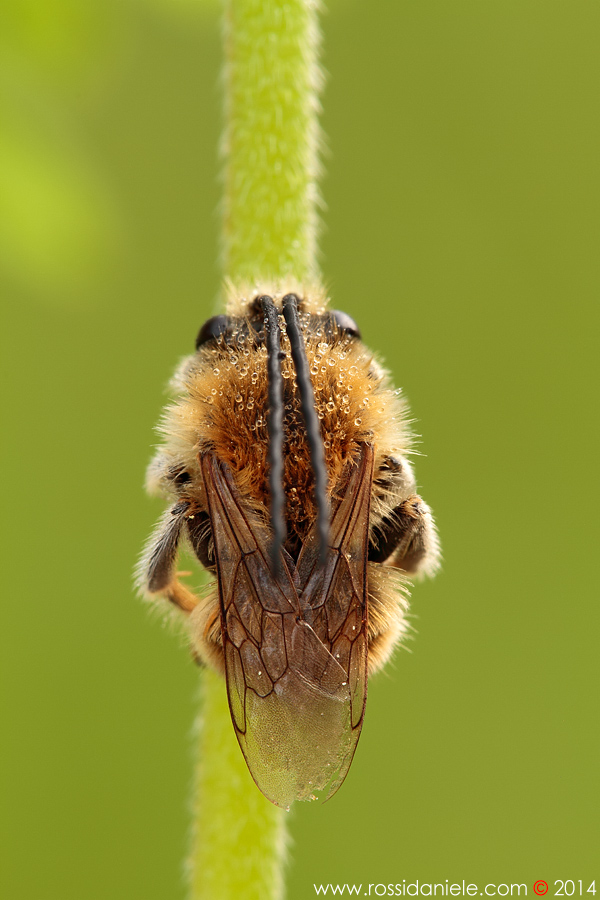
[138,289,440,809]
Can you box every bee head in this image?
[196,301,360,351]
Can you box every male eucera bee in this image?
[138,289,440,809]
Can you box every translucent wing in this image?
[296,442,373,753]
[201,445,373,809]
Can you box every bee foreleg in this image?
[138,500,200,612]
[371,496,440,577]
[163,579,200,613]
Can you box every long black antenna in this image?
[282,294,330,563]
[260,296,287,572]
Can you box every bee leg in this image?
[163,578,200,613]
[189,590,225,674]
[370,496,440,577]
[367,624,407,675]
[138,500,200,612]
[366,497,440,674]
[365,562,410,675]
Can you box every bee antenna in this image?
[260,296,287,573]
[282,294,330,564]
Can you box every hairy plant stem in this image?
[189,670,287,899]
[189,1,322,898]
[222,0,321,286]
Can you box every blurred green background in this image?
[2,1,599,897]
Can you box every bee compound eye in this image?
[330,310,361,340]
[195,315,231,350]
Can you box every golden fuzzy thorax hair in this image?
[165,318,407,534]
[142,290,440,675]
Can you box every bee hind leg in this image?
[189,592,225,675]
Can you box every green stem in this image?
[189,1,322,898]
[189,670,286,899]
[223,0,321,286]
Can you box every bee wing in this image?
[201,450,372,809]
[295,443,374,791]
